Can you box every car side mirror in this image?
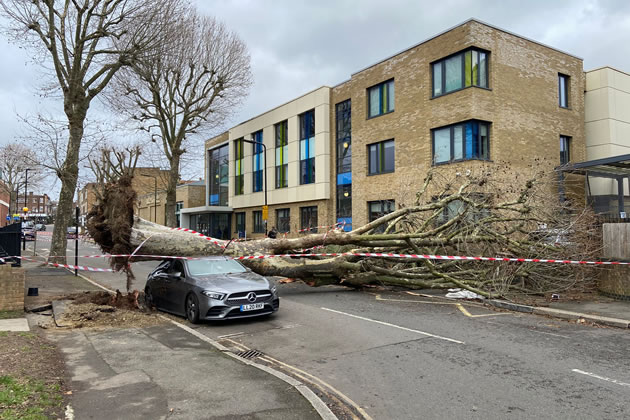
[171,271,182,279]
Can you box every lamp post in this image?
[22,168,33,250]
[241,138,267,234]
[141,174,158,223]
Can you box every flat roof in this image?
[558,154,630,177]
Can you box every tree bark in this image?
[165,152,180,228]
[49,111,85,263]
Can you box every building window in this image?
[432,120,490,164]
[253,211,264,233]
[234,139,244,195]
[432,48,488,97]
[175,201,183,227]
[276,208,290,233]
[299,110,315,184]
[559,74,569,108]
[252,130,264,193]
[208,144,229,206]
[275,120,288,189]
[300,206,318,233]
[235,212,246,237]
[337,184,352,218]
[336,100,352,174]
[368,200,395,233]
[368,79,394,118]
[336,99,352,231]
[560,135,571,165]
[368,139,395,175]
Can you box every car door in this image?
[149,260,171,309]
[163,259,188,313]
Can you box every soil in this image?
[0,330,68,419]
[42,291,169,330]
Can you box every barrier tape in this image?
[3,255,114,272]
[3,252,629,268]
[170,227,227,249]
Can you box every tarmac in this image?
[5,263,330,420]
[0,262,628,419]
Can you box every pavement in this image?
[6,262,329,420]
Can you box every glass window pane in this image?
[479,52,487,88]
[369,144,378,174]
[480,124,488,159]
[300,139,307,160]
[453,125,463,160]
[387,81,394,112]
[434,128,451,163]
[309,137,315,157]
[383,140,395,172]
[465,50,472,87]
[445,54,463,92]
[433,62,442,96]
[369,87,380,117]
[472,50,478,86]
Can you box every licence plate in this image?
[240,303,264,312]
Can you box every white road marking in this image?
[321,307,464,344]
[572,369,630,387]
[217,332,245,339]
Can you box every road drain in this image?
[235,349,264,359]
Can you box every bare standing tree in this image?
[0,144,45,215]
[109,10,252,227]
[0,0,185,263]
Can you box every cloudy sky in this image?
[1,0,629,193]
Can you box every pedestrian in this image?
[268,226,277,239]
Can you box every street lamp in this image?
[141,174,158,223]
[241,137,267,234]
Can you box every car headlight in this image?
[201,291,226,300]
[270,285,277,294]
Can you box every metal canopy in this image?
[556,154,630,217]
[557,154,630,178]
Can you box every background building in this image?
[16,192,51,222]
[584,67,630,214]
[182,19,603,237]
[137,180,205,227]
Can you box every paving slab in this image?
[0,318,30,331]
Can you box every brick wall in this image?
[331,20,585,228]
[0,265,25,311]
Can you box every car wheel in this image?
[186,293,200,324]
[144,286,155,309]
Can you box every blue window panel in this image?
[337,217,352,231]
[209,194,219,206]
[337,172,352,185]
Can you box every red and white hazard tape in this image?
[2,255,114,272]
[4,252,629,267]
[170,227,227,249]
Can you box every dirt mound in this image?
[54,291,168,329]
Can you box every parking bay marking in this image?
[374,294,510,319]
[320,307,464,344]
[572,369,630,388]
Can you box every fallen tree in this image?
[87,164,601,298]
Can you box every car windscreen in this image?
[187,259,247,276]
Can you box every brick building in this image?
[182,19,592,238]
[16,192,52,222]
[137,180,205,227]
[78,167,170,225]
[0,179,9,225]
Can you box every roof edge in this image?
[349,18,582,78]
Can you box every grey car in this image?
[145,256,279,323]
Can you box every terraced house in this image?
[181,19,590,238]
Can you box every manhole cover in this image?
[235,349,264,359]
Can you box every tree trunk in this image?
[49,110,85,263]
[164,153,180,228]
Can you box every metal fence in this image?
[0,222,21,266]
